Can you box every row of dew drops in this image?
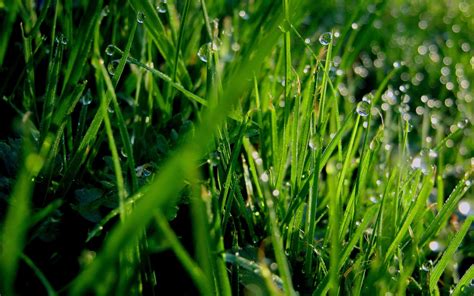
[103,7,335,73]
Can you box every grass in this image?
[0,0,473,295]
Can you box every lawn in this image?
[0,0,473,295]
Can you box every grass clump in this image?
[0,0,473,295]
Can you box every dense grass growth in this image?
[0,0,473,295]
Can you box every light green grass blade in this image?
[384,172,434,263]
[420,170,472,247]
[451,265,474,296]
[429,216,473,294]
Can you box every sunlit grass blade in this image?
[451,265,474,296]
[419,170,472,247]
[429,216,473,294]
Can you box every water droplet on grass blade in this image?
[207,152,220,167]
[156,0,167,13]
[308,136,318,150]
[238,10,249,20]
[319,32,332,46]
[101,6,110,17]
[393,61,403,68]
[137,11,145,24]
[107,60,119,75]
[260,172,269,183]
[55,34,68,46]
[80,89,93,105]
[142,168,151,177]
[356,101,370,117]
[457,118,468,129]
[105,44,114,56]
[120,148,128,158]
[197,43,210,63]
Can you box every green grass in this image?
[0,0,473,295]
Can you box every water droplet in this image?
[143,168,151,177]
[260,172,269,183]
[393,61,402,68]
[356,101,370,117]
[457,118,468,129]
[107,105,115,113]
[107,60,119,76]
[411,156,432,175]
[120,148,128,158]
[137,11,145,24]
[105,44,115,56]
[207,152,220,167]
[156,0,167,13]
[458,201,471,216]
[80,90,93,106]
[420,263,430,272]
[429,241,441,252]
[319,32,332,46]
[231,42,241,52]
[55,34,68,46]
[272,189,280,197]
[270,263,278,271]
[101,6,110,17]
[136,165,152,177]
[197,43,210,63]
[308,136,318,150]
[251,151,259,159]
[238,10,249,20]
[303,64,311,74]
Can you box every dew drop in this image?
[457,118,468,129]
[393,61,403,69]
[101,6,110,17]
[137,11,145,24]
[197,43,210,63]
[356,101,370,117]
[260,172,269,183]
[107,105,115,113]
[143,168,151,177]
[319,32,333,46]
[207,152,220,167]
[429,241,441,252]
[80,89,93,106]
[107,60,119,76]
[308,136,318,150]
[156,0,167,13]
[105,44,115,56]
[238,10,249,20]
[420,263,430,272]
[458,201,471,216]
[55,34,68,46]
[272,189,280,197]
[120,148,128,158]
